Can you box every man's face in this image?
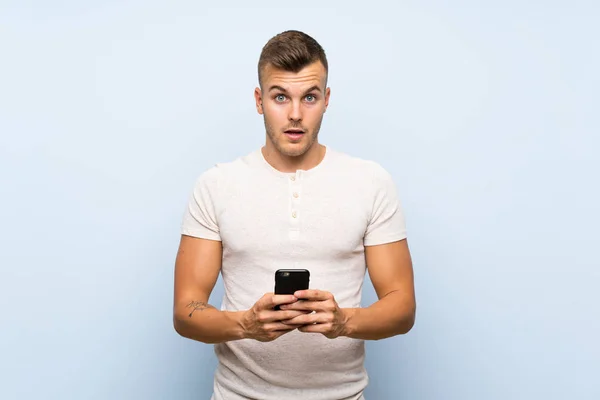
[255,61,330,158]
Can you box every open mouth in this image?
[284,129,305,140]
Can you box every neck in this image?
[261,142,325,173]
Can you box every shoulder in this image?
[199,151,257,179]
[193,149,259,184]
[327,148,393,182]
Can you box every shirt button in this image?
[293,192,299,198]
[292,211,297,218]
[290,176,296,181]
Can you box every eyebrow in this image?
[268,85,322,94]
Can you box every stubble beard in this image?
[263,116,323,158]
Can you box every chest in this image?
[216,176,371,260]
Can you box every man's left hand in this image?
[279,289,349,339]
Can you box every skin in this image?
[173,60,416,344]
[254,61,330,173]
[281,239,416,340]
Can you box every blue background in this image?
[1,1,598,399]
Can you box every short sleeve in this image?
[181,168,221,241]
[363,164,407,246]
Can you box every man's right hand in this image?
[240,293,307,342]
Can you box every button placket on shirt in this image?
[289,171,302,240]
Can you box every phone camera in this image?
[282,272,290,277]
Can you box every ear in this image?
[254,87,263,115]
[324,87,331,112]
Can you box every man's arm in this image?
[281,238,415,340]
[173,235,306,344]
[173,235,246,344]
[343,238,416,340]
[280,165,414,340]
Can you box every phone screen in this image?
[274,269,310,309]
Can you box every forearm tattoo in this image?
[187,300,210,317]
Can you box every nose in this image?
[288,100,302,123]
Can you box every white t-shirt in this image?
[181,146,407,400]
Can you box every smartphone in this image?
[274,269,310,310]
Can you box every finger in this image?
[281,310,311,318]
[279,301,314,311]
[281,315,313,325]
[281,300,330,312]
[259,310,309,323]
[298,323,332,334]
[257,293,298,310]
[283,312,331,326]
[263,322,300,331]
[294,289,333,301]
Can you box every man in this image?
[173,30,416,400]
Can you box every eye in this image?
[305,94,317,102]
[275,94,286,102]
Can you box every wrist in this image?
[341,308,359,338]
[226,311,248,340]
